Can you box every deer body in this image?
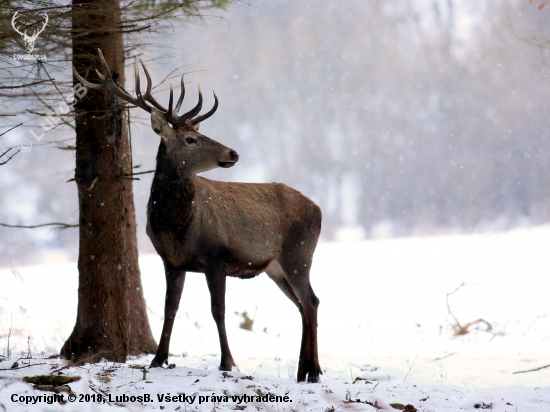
[75,50,322,382]
[148,173,320,276]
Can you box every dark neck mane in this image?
[148,141,195,234]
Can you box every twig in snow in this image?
[446,278,466,329]
[89,384,112,406]
[434,352,457,361]
[522,311,547,337]
[0,363,46,371]
[513,363,550,375]
[50,347,122,374]
[453,319,493,336]
[446,277,492,336]
[403,350,421,383]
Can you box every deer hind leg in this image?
[265,262,304,378]
[205,266,236,371]
[268,258,321,383]
[151,263,186,368]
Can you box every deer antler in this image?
[73,49,153,113]
[137,59,217,126]
[73,49,219,127]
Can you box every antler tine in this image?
[173,85,203,126]
[139,59,168,112]
[73,66,102,89]
[96,48,110,72]
[72,49,152,113]
[95,69,105,81]
[174,72,185,114]
[190,91,219,125]
[134,58,143,100]
[167,83,174,116]
[98,49,154,113]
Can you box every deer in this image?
[74,49,323,383]
[11,10,49,54]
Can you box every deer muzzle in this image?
[219,150,239,168]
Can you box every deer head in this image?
[73,49,238,175]
[12,11,48,54]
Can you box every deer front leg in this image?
[205,267,236,371]
[150,265,186,368]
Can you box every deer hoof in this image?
[149,357,167,368]
[307,374,320,383]
[219,360,236,371]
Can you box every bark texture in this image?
[61,0,157,363]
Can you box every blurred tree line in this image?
[1,0,549,266]
[191,0,550,239]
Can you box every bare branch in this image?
[0,222,78,230]
[124,169,155,176]
[0,123,23,138]
[0,148,19,166]
[0,79,54,89]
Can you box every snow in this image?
[1,225,550,410]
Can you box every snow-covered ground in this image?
[1,225,550,410]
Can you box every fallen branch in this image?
[513,363,550,375]
[51,347,122,374]
[453,319,492,336]
[0,363,46,371]
[434,352,457,361]
[89,384,112,406]
[446,277,493,336]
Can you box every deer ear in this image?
[151,107,175,141]
[192,122,200,131]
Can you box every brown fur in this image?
[83,55,323,381]
[147,125,323,382]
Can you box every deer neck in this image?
[149,143,196,231]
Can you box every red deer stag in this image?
[74,49,322,383]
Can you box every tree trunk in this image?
[122,96,158,356]
[61,0,157,363]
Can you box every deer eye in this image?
[185,137,196,144]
